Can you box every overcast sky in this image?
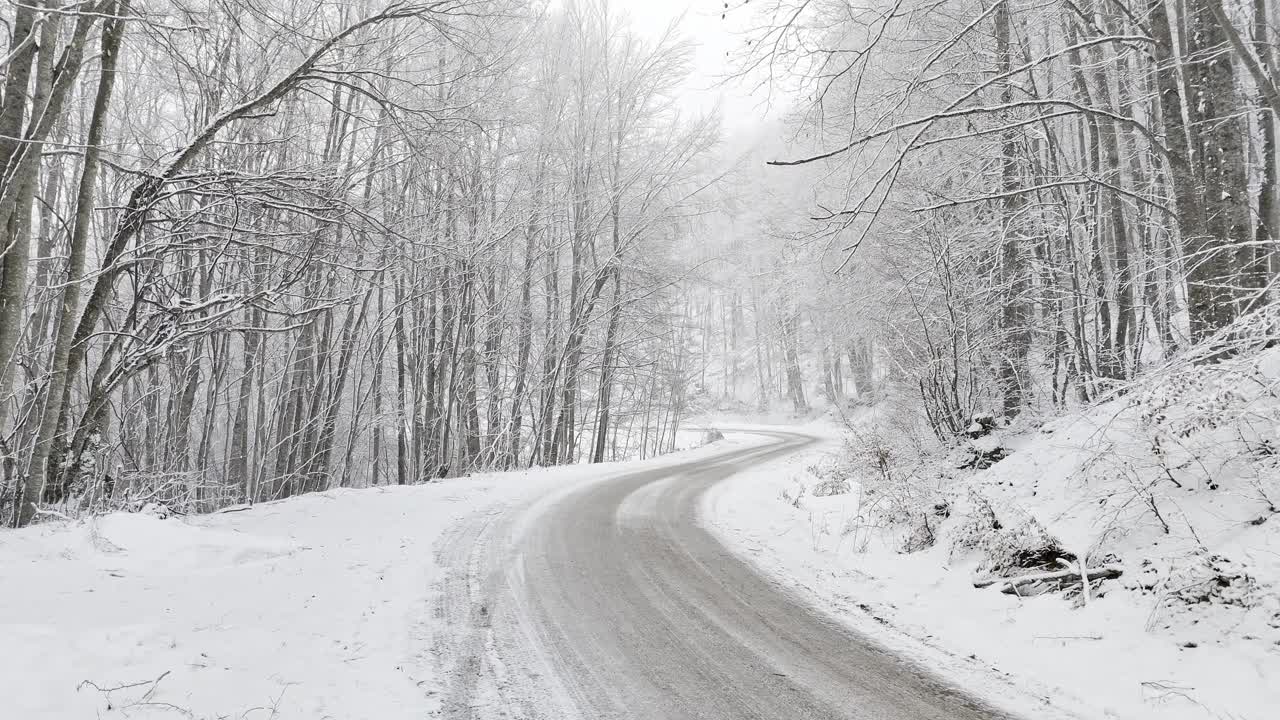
[619,0,781,133]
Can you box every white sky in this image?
[616,0,781,132]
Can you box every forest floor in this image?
[703,405,1280,720]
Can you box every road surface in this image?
[432,431,1023,719]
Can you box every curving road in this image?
[431,431,1022,719]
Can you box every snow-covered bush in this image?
[1132,553,1280,644]
[948,490,1070,576]
[841,429,947,526]
[974,516,1068,577]
[806,456,854,496]
[780,482,806,509]
[900,500,950,553]
[948,489,1001,556]
[811,477,851,497]
[1163,554,1258,608]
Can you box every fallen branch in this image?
[973,565,1123,594]
[78,670,171,711]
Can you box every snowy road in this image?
[433,431,1020,719]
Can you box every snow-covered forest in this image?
[0,0,726,527]
[2,0,1279,717]
[702,0,1280,418]
[2,0,1276,522]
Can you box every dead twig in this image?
[77,670,172,711]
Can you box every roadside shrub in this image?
[975,516,1070,577]
[900,500,951,553]
[843,429,944,526]
[950,490,1070,576]
[811,477,850,497]
[780,482,806,509]
[949,489,1001,556]
[807,457,854,497]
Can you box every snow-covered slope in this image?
[704,353,1280,720]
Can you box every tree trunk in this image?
[506,158,543,467]
[995,0,1030,415]
[1253,0,1278,294]
[0,2,42,436]
[18,3,124,526]
[780,309,807,413]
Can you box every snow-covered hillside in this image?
[705,350,1280,720]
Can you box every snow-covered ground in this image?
[1,476,546,719]
[8,397,1274,720]
[0,435,785,720]
[704,402,1280,720]
[0,461,603,716]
